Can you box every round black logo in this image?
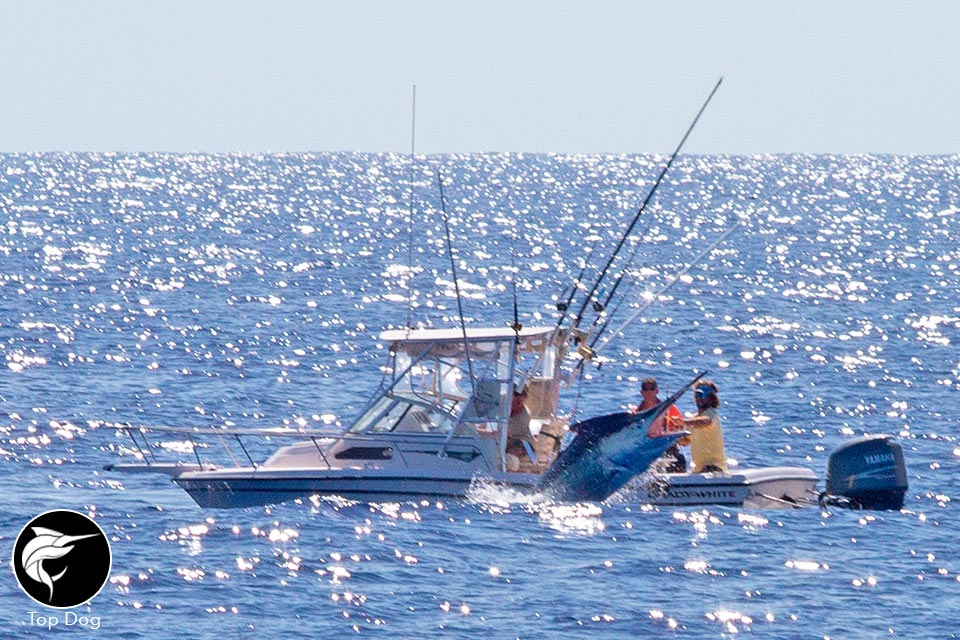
[12,510,111,608]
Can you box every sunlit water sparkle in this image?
[1,152,958,638]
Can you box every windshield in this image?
[347,395,458,435]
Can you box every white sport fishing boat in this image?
[105,324,908,511]
[108,326,578,508]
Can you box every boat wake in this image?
[465,477,607,535]
[465,477,548,507]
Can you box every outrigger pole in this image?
[404,84,419,330]
[569,77,723,332]
[434,168,486,459]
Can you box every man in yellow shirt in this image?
[681,380,727,473]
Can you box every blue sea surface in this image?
[0,152,957,638]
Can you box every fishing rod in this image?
[584,193,706,339]
[552,249,594,331]
[575,200,668,346]
[562,220,742,386]
[569,77,723,330]
[588,194,741,350]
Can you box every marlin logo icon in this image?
[13,510,112,608]
[20,527,98,602]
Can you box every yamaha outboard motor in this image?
[823,435,908,510]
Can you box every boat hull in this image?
[635,466,819,508]
[174,465,819,510]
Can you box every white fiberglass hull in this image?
[174,465,819,510]
[637,466,819,508]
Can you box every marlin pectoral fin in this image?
[43,570,55,601]
[47,567,70,601]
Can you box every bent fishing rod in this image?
[563,77,724,333]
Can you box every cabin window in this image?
[335,447,393,460]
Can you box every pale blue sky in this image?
[2,1,958,154]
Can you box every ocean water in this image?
[0,152,957,638]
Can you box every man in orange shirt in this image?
[635,377,687,473]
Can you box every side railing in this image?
[106,424,497,475]
[107,424,341,473]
